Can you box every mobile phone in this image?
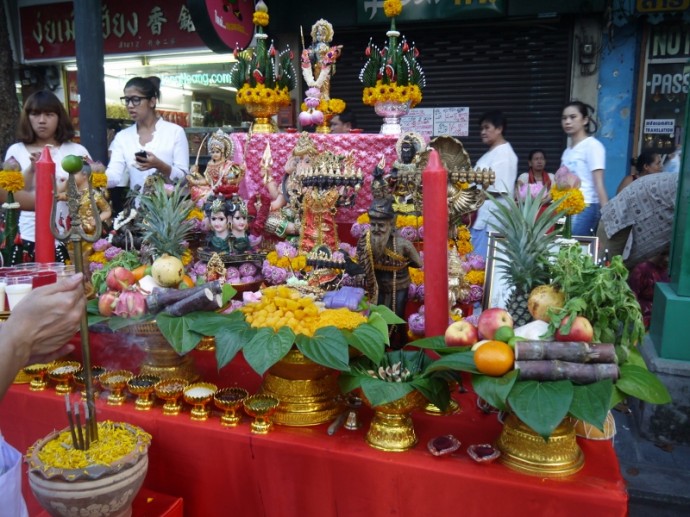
[135,150,147,161]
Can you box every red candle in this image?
[422,149,449,337]
[35,146,56,263]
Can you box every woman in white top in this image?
[470,111,518,259]
[560,100,607,236]
[106,76,188,193]
[2,90,90,263]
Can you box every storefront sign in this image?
[636,0,690,12]
[357,0,505,24]
[644,119,675,134]
[648,23,690,59]
[20,0,208,61]
[187,0,255,53]
[160,71,234,88]
[401,106,470,139]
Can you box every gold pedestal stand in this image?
[364,390,427,452]
[497,413,584,477]
[259,349,343,426]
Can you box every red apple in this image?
[444,320,479,347]
[555,315,594,342]
[98,291,119,317]
[477,308,514,340]
[106,266,136,291]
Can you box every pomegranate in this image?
[151,254,184,288]
[106,266,136,291]
[98,291,119,317]
[113,289,147,318]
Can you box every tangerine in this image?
[473,340,514,376]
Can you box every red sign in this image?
[20,1,211,61]
[187,0,255,53]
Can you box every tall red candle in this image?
[422,149,449,337]
[35,146,56,263]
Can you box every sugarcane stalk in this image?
[516,360,619,384]
[514,341,616,364]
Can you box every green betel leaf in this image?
[360,377,414,407]
[411,376,450,411]
[508,380,574,439]
[610,385,627,408]
[617,364,672,404]
[426,350,480,375]
[243,327,295,376]
[569,380,613,431]
[346,323,386,364]
[189,310,247,336]
[407,336,447,351]
[295,327,350,371]
[338,372,364,395]
[366,312,390,346]
[156,313,202,354]
[471,370,518,411]
[221,283,238,306]
[369,304,405,325]
[214,326,254,369]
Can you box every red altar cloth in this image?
[2,333,627,517]
[231,133,400,223]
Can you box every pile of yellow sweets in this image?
[240,286,367,336]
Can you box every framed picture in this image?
[482,232,599,311]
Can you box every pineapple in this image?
[486,191,565,326]
[136,177,195,263]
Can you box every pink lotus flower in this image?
[554,165,581,189]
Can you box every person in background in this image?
[616,151,663,194]
[516,149,554,199]
[470,111,518,258]
[663,145,681,173]
[330,108,357,133]
[0,274,86,516]
[1,90,91,263]
[106,76,189,193]
[560,100,607,236]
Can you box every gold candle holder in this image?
[183,382,218,421]
[154,378,189,416]
[73,366,107,399]
[243,394,279,434]
[23,363,52,391]
[48,361,82,395]
[214,387,249,427]
[127,375,161,411]
[99,370,133,406]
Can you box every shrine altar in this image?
[2,333,628,517]
[232,132,400,223]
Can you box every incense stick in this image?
[74,403,85,451]
[64,393,79,449]
[83,400,91,450]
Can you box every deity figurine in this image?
[57,164,112,237]
[187,129,244,206]
[389,132,427,214]
[301,19,342,102]
[356,196,422,348]
[202,194,251,255]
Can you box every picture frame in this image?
[482,232,599,311]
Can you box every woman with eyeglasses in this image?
[106,76,189,193]
[1,90,90,263]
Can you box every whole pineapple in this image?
[486,191,564,326]
[136,177,195,264]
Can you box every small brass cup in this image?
[154,378,189,416]
[23,363,52,391]
[214,387,249,427]
[99,370,134,405]
[243,394,280,434]
[183,382,218,421]
[127,375,161,410]
[48,361,82,395]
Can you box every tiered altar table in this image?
[1,333,628,517]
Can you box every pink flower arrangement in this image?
[554,165,581,189]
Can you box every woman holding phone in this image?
[106,76,189,194]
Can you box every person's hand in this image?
[5,273,86,366]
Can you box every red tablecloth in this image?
[2,333,628,517]
[231,133,400,223]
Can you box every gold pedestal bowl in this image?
[73,365,107,399]
[127,375,161,410]
[99,370,134,406]
[243,394,280,434]
[183,382,218,421]
[23,363,53,391]
[214,387,249,427]
[48,361,82,395]
[154,378,189,416]
[362,389,428,452]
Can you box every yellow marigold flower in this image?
[357,213,370,224]
[88,250,107,264]
[266,251,278,265]
[276,256,291,269]
[253,11,269,27]
[384,0,403,17]
[456,240,473,256]
[90,172,107,189]
[328,98,345,114]
[551,187,586,216]
[187,207,204,221]
[457,225,471,241]
[465,270,485,286]
[409,267,424,285]
[291,255,307,270]
[313,308,367,331]
[181,249,193,266]
[0,171,24,192]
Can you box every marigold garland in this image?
[384,0,403,18]
[551,187,586,216]
[0,171,24,192]
[465,270,485,286]
[252,11,269,27]
[88,250,107,264]
[235,83,291,107]
[187,207,204,221]
[90,172,107,189]
[409,267,424,285]
[362,81,423,108]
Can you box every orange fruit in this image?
[131,264,148,282]
[473,340,514,376]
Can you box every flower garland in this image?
[0,159,24,265]
[550,187,585,215]
[0,159,24,193]
[235,83,291,108]
[362,81,423,108]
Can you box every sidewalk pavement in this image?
[613,408,690,516]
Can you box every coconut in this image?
[527,285,565,322]
[151,254,184,288]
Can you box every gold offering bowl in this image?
[127,375,161,410]
[48,361,82,395]
[154,378,189,416]
[73,365,107,398]
[214,387,249,427]
[183,382,218,421]
[99,370,134,406]
[243,394,280,434]
[23,363,53,391]
[361,389,428,452]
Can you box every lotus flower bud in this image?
[114,289,147,318]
